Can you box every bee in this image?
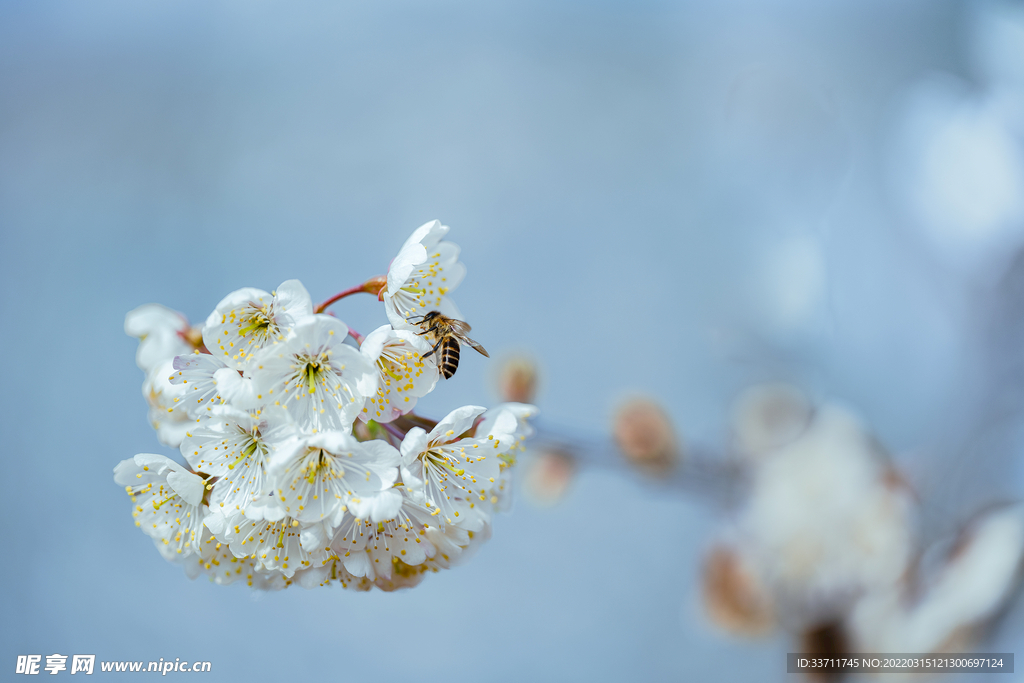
[409,310,489,379]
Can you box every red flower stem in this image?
[315,285,367,314]
[314,275,388,314]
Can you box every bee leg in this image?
[421,337,445,360]
[416,325,439,337]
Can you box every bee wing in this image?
[447,319,472,334]
[463,337,489,358]
[447,319,488,357]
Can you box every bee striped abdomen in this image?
[439,338,461,379]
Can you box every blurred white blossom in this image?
[891,74,1024,274]
[850,502,1024,654]
[125,303,194,373]
[737,404,916,628]
[706,385,1024,666]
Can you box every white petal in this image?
[304,429,358,457]
[131,453,180,476]
[399,428,429,463]
[402,219,448,251]
[481,408,519,440]
[112,457,142,486]
[273,279,314,321]
[167,469,205,507]
[212,367,259,408]
[125,303,186,338]
[343,550,373,579]
[428,405,487,444]
[358,325,392,362]
[300,521,333,552]
[387,242,428,295]
[348,489,403,522]
[136,331,191,372]
[204,510,228,537]
[203,287,269,331]
[359,439,402,471]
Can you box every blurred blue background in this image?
[2,0,1024,680]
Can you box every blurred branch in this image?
[529,420,747,508]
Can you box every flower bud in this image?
[612,397,680,475]
[494,354,539,404]
[362,274,388,301]
[702,545,775,637]
[523,449,575,506]
[183,325,204,350]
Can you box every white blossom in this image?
[299,555,377,591]
[142,359,194,448]
[422,521,486,570]
[477,403,537,512]
[479,402,538,452]
[125,303,193,372]
[359,324,439,423]
[118,236,532,592]
[328,489,490,586]
[399,405,517,526]
[849,503,1024,653]
[114,453,208,558]
[203,280,313,370]
[254,430,400,529]
[738,406,915,626]
[330,487,438,578]
[254,315,376,431]
[182,527,293,590]
[319,533,477,591]
[167,352,232,417]
[180,406,290,515]
[383,220,466,331]
[208,509,331,578]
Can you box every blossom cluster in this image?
[116,221,536,591]
[702,384,1024,655]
